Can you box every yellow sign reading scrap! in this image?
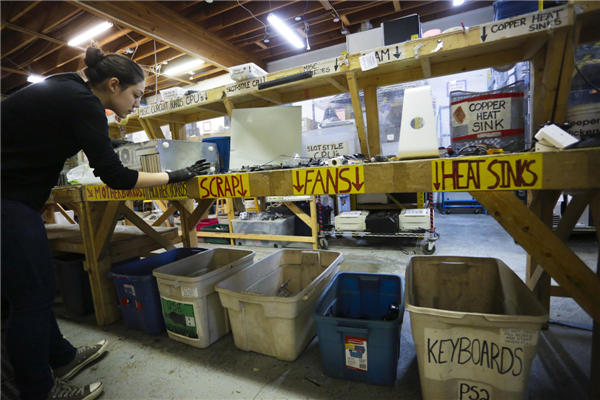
[431,153,543,192]
[84,185,147,201]
[197,173,250,199]
[292,165,365,195]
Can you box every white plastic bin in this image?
[216,250,344,361]
[160,87,186,101]
[152,248,255,348]
[406,256,548,400]
[231,216,294,248]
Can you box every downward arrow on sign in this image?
[351,168,364,191]
[293,171,305,192]
[433,162,441,190]
[334,58,339,71]
[481,26,488,42]
[238,189,247,196]
[393,46,401,59]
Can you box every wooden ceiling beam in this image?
[169,1,204,13]
[418,1,494,23]
[0,1,42,30]
[257,31,345,59]
[203,1,298,33]
[218,1,345,41]
[264,37,346,62]
[132,42,170,62]
[0,66,31,76]
[68,1,263,69]
[136,49,187,68]
[1,21,68,46]
[345,1,433,25]
[186,1,250,24]
[1,14,101,70]
[1,2,82,59]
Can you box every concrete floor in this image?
[55,213,596,400]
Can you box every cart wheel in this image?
[423,245,436,255]
[444,209,451,215]
[319,238,329,250]
[474,208,481,214]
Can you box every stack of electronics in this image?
[334,209,431,233]
[115,139,220,173]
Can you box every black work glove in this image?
[110,138,132,148]
[167,159,211,184]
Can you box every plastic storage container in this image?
[200,224,230,244]
[313,273,404,385]
[406,256,548,399]
[302,125,360,159]
[153,248,255,348]
[231,216,294,248]
[566,103,600,140]
[160,87,186,100]
[216,250,344,361]
[108,248,206,335]
[53,253,94,316]
[196,218,219,232]
[399,209,430,231]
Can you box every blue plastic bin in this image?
[203,137,230,172]
[313,273,404,385]
[108,248,206,335]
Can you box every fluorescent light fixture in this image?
[267,13,304,49]
[27,75,45,83]
[164,59,205,76]
[68,21,113,47]
[453,0,465,6]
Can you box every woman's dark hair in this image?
[83,44,145,88]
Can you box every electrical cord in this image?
[114,24,139,59]
[236,0,270,37]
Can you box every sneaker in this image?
[53,340,108,380]
[48,379,103,400]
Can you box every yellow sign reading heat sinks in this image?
[431,154,543,192]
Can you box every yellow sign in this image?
[84,185,147,201]
[147,182,188,200]
[196,173,250,199]
[431,154,543,192]
[292,165,365,195]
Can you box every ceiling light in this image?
[163,61,168,65]
[27,75,45,83]
[68,21,113,47]
[164,59,205,76]
[333,17,340,22]
[205,0,213,3]
[264,36,270,43]
[295,16,302,21]
[190,76,194,80]
[341,28,349,35]
[267,13,304,49]
[453,0,465,6]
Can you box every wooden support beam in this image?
[93,202,123,261]
[152,205,177,227]
[310,196,319,249]
[0,20,68,46]
[1,2,80,59]
[174,200,199,248]
[553,22,582,124]
[55,203,77,224]
[522,34,549,60]
[145,118,166,139]
[120,205,176,250]
[340,15,350,26]
[325,76,348,93]
[364,86,381,158]
[319,1,332,10]
[524,190,560,328]
[421,57,432,78]
[223,98,235,119]
[283,202,312,227]
[527,191,595,292]
[1,2,42,29]
[252,90,283,105]
[69,1,263,69]
[187,199,216,230]
[0,66,30,76]
[393,1,401,12]
[346,71,369,156]
[471,191,600,322]
[589,191,600,399]
[226,198,236,245]
[533,31,568,129]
